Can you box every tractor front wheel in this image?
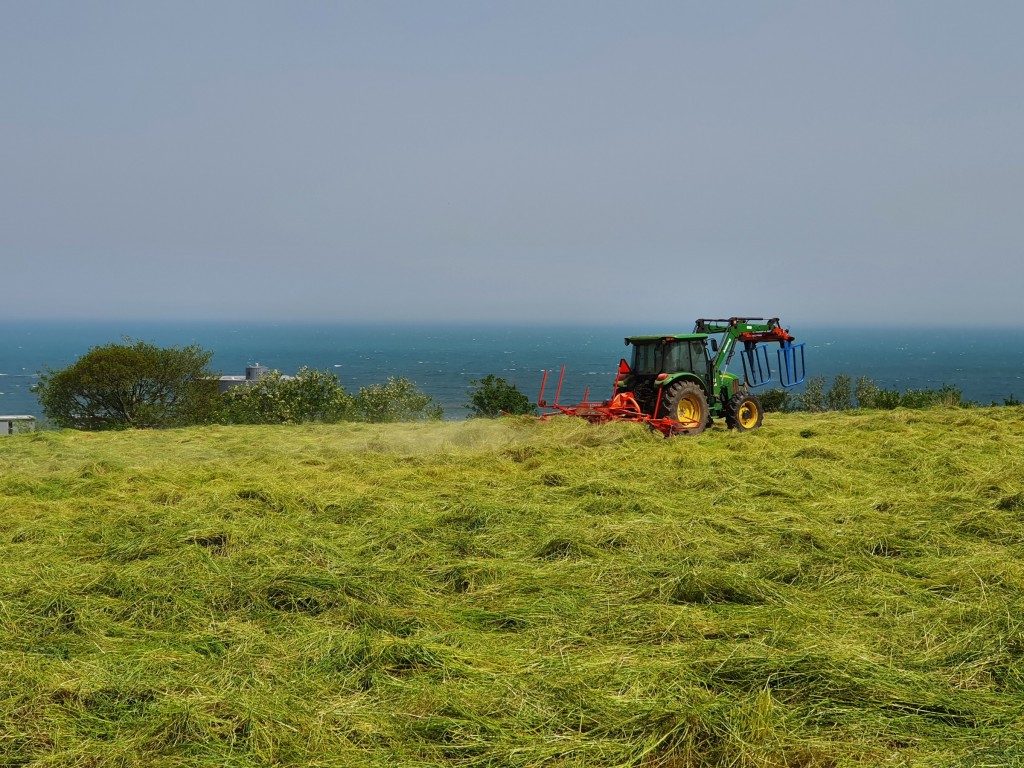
[660,381,709,435]
[726,392,764,431]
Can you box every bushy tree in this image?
[874,388,902,409]
[758,388,792,413]
[466,374,537,418]
[33,339,219,430]
[826,374,853,411]
[221,367,354,424]
[355,377,443,423]
[855,376,878,409]
[799,376,826,413]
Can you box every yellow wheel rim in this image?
[678,394,702,423]
[738,400,760,429]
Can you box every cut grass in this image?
[1,409,1023,766]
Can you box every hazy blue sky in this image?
[2,2,1021,326]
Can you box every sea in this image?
[2,321,1023,420]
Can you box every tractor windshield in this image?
[631,340,708,375]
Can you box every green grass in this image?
[1,409,1023,767]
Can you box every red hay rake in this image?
[535,363,702,437]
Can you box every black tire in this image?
[659,380,710,435]
[726,392,764,431]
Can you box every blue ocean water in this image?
[2,321,1023,420]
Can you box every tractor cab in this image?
[620,334,714,415]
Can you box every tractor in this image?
[537,317,805,436]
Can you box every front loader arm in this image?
[694,317,802,387]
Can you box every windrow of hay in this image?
[1,408,1023,766]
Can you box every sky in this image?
[2,1,1022,327]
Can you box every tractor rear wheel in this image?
[660,381,709,435]
[726,392,763,431]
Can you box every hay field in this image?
[1,410,1022,767]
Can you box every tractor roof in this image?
[625,333,709,344]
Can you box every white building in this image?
[217,364,293,394]
[1,415,36,435]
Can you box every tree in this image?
[466,374,537,417]
[855,376,878,409]
[354,377,443,423]
[798,376,826,413]
[826,374,853,411]
[758,388,792,413]
[220,367,355,424]
[33,339,219,430]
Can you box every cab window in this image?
[631,343,660,374]
[690,340,708,369]
[664,342,692,372]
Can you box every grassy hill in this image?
[1,409,1022,767]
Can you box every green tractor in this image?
[613,317,805,435]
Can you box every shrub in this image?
[899,385,963,409]
[759,389,792,413]
[855,376,878,409]
[33,339,219,430]
[798,376,826,413]
[874,388,902,409]
[221,367,355,424]
[355,377,443,423]
[826,374,853,411]
[466,375,537,418]
[788,376,965,413]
